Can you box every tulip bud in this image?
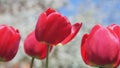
[0,24,21,61]
[24,31,53,59]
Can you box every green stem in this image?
[30,57,35,68]
[46,45,50,68]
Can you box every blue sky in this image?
[59,0,120,25]
[59,0,81,16]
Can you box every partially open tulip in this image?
[81,24,120,68]
[35,8,82,46]
[24,31,53,59]
[0,24,21,61]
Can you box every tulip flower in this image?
[24,31,53,59]
[0,24,21,61]
[35,8,82,68]
[24,31,53,68]
[81,24,120,68]
[35,8,82,46]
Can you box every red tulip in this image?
[24,31,53,59]
[0,24,21,61]
[81,24,120,68]
[35,8,82,46]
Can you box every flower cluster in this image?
[0,8,120,68]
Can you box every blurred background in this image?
[0,0,120,68]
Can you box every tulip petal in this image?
[35,12,47,42]
[0,27,11,60]
[5,33,20,61]
[108,24,120,67]
[60,23,82,45]
[89,24,101,39]
[43,12,71,45]
[107,24,117,29]
[45,8,56,16]
[81,34,90,65]
[108,24,120,41]
[39,44,53,59]
[113,52,120,68]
